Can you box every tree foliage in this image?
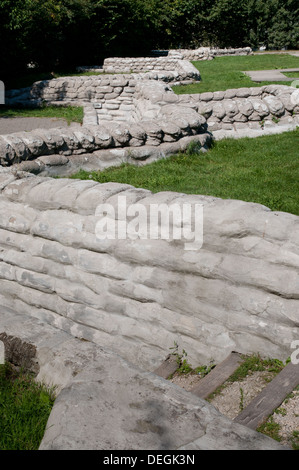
[0,0,298,80]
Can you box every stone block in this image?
[212,102,226,119]
[235,99,254,117]
[251,99,270,117]
[263,96,285,116]
[236,88,251,98]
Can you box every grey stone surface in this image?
[244,68,299,82]
[0,307,288,450]
[102,58,201,83]
[0,171,298,371]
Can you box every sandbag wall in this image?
[0,171,298,370]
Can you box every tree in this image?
[267,0,299,50]
[0,0,298,82]
[207,0,250,47]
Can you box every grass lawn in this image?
[173,54,299,94]
[284,72,299,79]
[71,128,299,216]
[0,363,55,450]
[0,105,84,124]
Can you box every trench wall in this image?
[0,170,298,370]
[167,46,253,60]
[2,82,299,172]
[179,84,299,131]
[1,51,298,376]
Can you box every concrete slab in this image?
[0,308,289,450]
[243,68,299,82]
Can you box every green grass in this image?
[173,54,299,94]
[207,354,285,402]
[257,384,299,449]
[258,417,283,443]
[0,363,55,450]
[290,430,299,450]
[206,353,287,424]
[227,355,285,383]
[167,342,215,378]
[284,72,299,79]
[0,104,84,124]
[70,128,299,216]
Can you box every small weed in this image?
[284,384,299,405]
[290,430,299,450]
[275,407,287,416]
[266,358,286,371]
[258,416,282,443]
[169,342,215,376]
[169,342,192,374]
[186,140,203,155]
[177,359,193,375]
[239,387,245,412]
[193,363,216,377]
[228,354,284,383]
[169,341,187,366]
[259,119,265,129]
